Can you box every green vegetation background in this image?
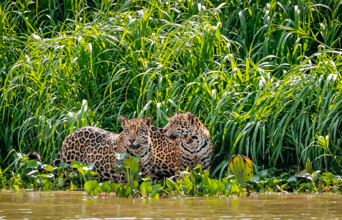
[1,0,342,177]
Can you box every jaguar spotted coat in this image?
[149,126,181,178]
[30,116,153,183]
[163,112,212,172]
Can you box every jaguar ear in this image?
[27,151,41,162]
[145,116,153,127]
[185,111,194,124]
[119,116,128,128]
[177,110,180,114]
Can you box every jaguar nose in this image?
[129,138,135,144]
[162,128,167,133]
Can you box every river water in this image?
[0,191,341,219]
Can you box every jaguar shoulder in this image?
[149,126,181,178]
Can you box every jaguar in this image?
[163,111,212,172]
[28,116,153,183]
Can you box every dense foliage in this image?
[1,0,342,179]
[2,154,342,196]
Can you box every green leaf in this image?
[218,181,225,192]
[111,183,122,193]
[229,183,239,195]
[58,178,66,188]
[191,164,203,185]
[27,160,38,168]
[202,170,210,185]
[43,165,54,172]
[193,164,203,174]
[320,172,334,180]
[37,176,44,183]
[152,185,161,193]
[37,173,54,178]
[114,161,125,172]
[94,186,103,195]
[102,181,112,194]
[133,180,139,190]
[142,177,151,182]
[141,182,147,196]
[84,180,98,195]
[305,158,313,174]
[69,181,74,191]
[59,162,70,168]
[123,185,133,197]
[228,155,254,187]
[140,181,152,196]
[242,156,254,182]
[208,179,218,195]
[150,191,159,199]
[77,167,87,176]
[166,178,177,191]
[13,185,20,191]
[287,175,297,183]
[70,161,81,168]
[116,187,125,198]
[249,175,260,183]
[146,185,152,194]
[259,170,269,178]
[124,156,139,173]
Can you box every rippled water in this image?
[0,191,342,219]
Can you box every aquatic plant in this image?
[114,153,140,188]
[102,181,112,196]
[138,181,161,199]
[0,152,341,196]
[164,165,238,197]
[229,155,253,188]
[84,180,102,196]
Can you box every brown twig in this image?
[246,184,251,197]
[321,184,342,193]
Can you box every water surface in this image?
[0,191,341,219]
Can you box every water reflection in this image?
[0,191,341,219]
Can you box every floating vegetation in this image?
[229,155,253,188]
[1,153,342,198]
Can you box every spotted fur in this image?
[149,126,181,178]
[31,116,153,183]
[163,112,212,171]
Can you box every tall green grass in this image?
[1,0,342,176]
